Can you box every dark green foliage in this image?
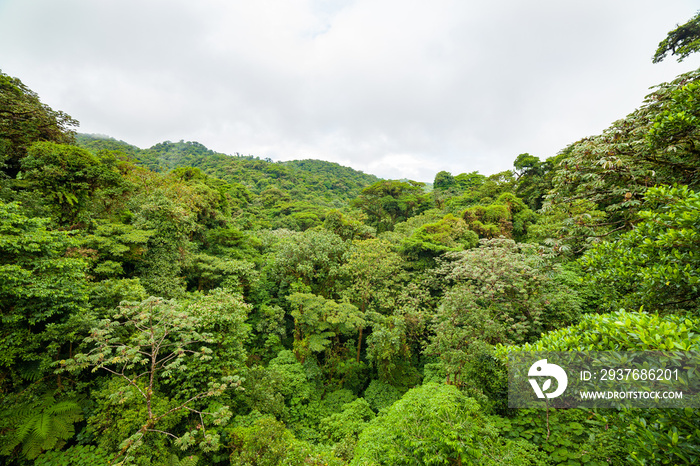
[266,229,348,300]
[627,408,700,465]
[1,393,83,460]
[81,221,155,281]
[320,398,375,461]
[653,10,700,63]
[492,409,627,465]
[20,142,95,219]
[129,188,196,297]
[646,80,700,161]
[0,201,88,390]
[340,238,403,365]
[364,311,419,387]
[266,349,318,410]
[88,278,148,313]
[259,350,358,441]
[581,184,700,314]
[228,414,342,466]
[0,71,78,179]
[362,380,401,412]
[352,179,430,232]
[20,142,123,225]
[433,170,455,190]
[35,444,116,465]
[513,153,556,210]
[287,292,364,362]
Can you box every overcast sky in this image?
[1,1,699,182]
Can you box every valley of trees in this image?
[1,12,700,465]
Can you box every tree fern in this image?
[168,453,199,466]
[16,360,43,383]
[2,392,83,459]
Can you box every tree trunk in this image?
[356,300,366,363]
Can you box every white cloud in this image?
[1,0,699,182]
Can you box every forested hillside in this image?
[1,13,700,466]
[76,134,380,231]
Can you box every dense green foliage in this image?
[581,184,700,314]
[75,135,380,232]
[502,310,700,466]
[1,72,77,179]
[352,383,547,465]
[2,15,700,464]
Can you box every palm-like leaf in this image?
[4,393,83,460]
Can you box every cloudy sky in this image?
[1,1,699,182]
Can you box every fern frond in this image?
[36,411,52,439]
[8,393,83,460]
[169,454,199,466]
[16,360,44,382]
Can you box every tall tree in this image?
[286,292,364,364]
[20,142,121,225]
[59,296,244,461]
[432,170,455,190]
[352,180,430,233]
[540,68,700,251]
[428,238,580,385]
[340,239,402,362]
[0,201,88,392]
[513,153,556,210]
[267,229,348,300]
[0,72,77,179]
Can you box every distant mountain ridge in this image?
[76,134,381,205]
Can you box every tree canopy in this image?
[0,71,77,179]
[3,16,700,463]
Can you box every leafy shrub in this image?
[363,380,401,412]
[581,184,700,314]
[228,414,343,466]
[492,409,627,466]
[352,383,547,465]
[501,310,700,465]
[34,444,116,466]
[503,310,700,352]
